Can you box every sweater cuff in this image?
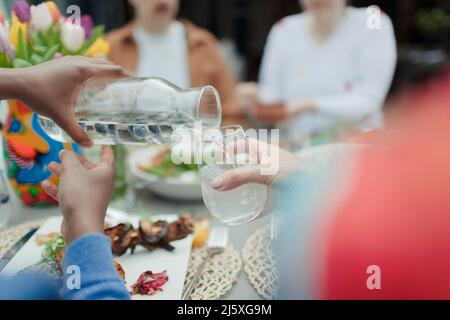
[62,233,122,285]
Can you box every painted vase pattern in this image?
[2,100,79,207]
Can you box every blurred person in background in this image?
[239,0,397,147]
[106,0,244,126]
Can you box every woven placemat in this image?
[184,244,242,300]
[0,219,46,259]
[242,225,279,300]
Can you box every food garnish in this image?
[39,233,126,281]
[105,214,194,256]
[42,234,65,262]
[114,261,126,281]
[192,220,210,249]
[138,147,198,179]
[35,232,61,246]
[130,270,169,296]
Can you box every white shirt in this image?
[259,7,397,138]
[133,21,191,89]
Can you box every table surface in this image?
[3,187,267,300]
[0,142,356,300]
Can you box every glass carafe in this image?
[38,77,222,145]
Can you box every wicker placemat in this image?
[242,225,279,300]
[0,219,46,259]
[0,220,242,300]
[184,244,242,300]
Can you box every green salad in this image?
[139,149,198,179]
[42,235,65,262]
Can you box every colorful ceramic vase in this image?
[2,100,80,207]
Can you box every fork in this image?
[182,225,229,300]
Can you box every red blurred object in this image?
[318,67,450,299]
[21,193,36,206]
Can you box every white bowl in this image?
[128,147,203,201]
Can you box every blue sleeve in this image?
[274,163,338,300]
[62,233,131,300]
[0,273,60,300]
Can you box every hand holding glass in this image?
[199,126,267,225]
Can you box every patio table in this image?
[1,188,267,300]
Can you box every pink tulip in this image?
[12,0,31,23]
[80,15,93,39]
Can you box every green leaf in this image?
[0,53,8,68]
[32,44,48,55]
[73,46,85,56]
[41,235,65,262]
[43,44,60,61]
[12,58,33,68]
[37,32,48,46]
[31,33,43,47]
[61,48,70,56]
[30,53,44,65]
[163,153,173,165]
[79,43,91,55]
[145,166,167,178]
[48,26,61,47]
[17,28,29,61]
[90,25,105,41]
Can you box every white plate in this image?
[128,147,203,201]
[1,213,193,300]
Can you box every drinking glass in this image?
[199,126,267,225]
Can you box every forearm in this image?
[0,68,28,101]
[315,93,381,122]
[62,233,130,300]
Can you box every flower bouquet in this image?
[0,1,110,207]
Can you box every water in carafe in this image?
[38,78,222,145]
